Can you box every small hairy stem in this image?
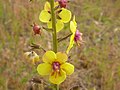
[42,26,53,32]
[50,0,57,53]
[58,33,72,42]
[30,43,46,52]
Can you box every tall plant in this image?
[25,0,83,90]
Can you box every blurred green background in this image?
[0,0,120,90]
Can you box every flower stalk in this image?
[50,0,57,53]
[25,0,76,89]
[50,0,59,89]
[57,84,59,90]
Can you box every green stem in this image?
[56,84,59,90]
[50,0,59,90]
[50,0,57,53]
[58,33,72,42]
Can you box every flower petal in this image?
[24,52,31,57]
[73,15,77,27]
[32,55,40,64]
[70,21,76,33]
[61,63,74,75]
[47,20,64,32]
[56,52,68,64]
[49,70,66,84]
[44,1,58,11]
[43,51,56,63]
[39,10,51,23]
[24,51,40,64]
[59,8,71,23]
[37,63,52,75]
[66,34,75,54]
[47,21,52,29]
[54,2,59,8]
[56,20,64,32]
[44,1,51,11]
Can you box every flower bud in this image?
[24,51,40,65]
[57,0,68,8]
[32,23,41,35]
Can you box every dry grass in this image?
[0,0,120,90]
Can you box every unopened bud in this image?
[32,23,41,35]
[57,0,68,8]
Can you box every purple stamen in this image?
[74,30,82,42]
[52,62,60,72]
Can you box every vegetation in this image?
[0,0,120,90]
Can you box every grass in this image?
[0,0,120,90]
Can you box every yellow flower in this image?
[24,51,40,64]
[66,16,83,54]
[37,51,74,84]
[39,1,71,32]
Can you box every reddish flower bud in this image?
[32,23,41,35]
[57,0,68,8]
